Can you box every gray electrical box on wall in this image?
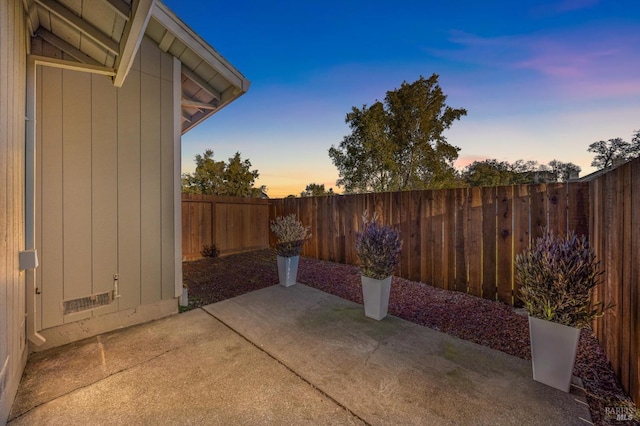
[18,250,38,270]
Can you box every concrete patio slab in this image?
[203,284,592,426]
[8,309,361,425]
[9,284,591,425]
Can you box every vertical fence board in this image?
[408,192,422,282]
[512,185,530,305]
[432,190,445,289]
[453,188,467,292]
[397,191,410,278]
[418,192,433,284]
[496,186,514,305]
[547,183,568,236]
[481,187,497,300]
[568,182,589,237]
[309,197,319,258]
[444,189,456,291]
[530,184,547,239]
[466,187,483,297]
[421,191,431,285]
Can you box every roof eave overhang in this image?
[24,0,250,133]
[113,0,156,87]
[150,2,251,133]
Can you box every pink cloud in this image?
[454,155,493,169]
[512,45,620,78]
[433,26,640,102]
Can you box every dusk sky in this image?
[163,0,640,198]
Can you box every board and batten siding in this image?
[0,0,28,423]
[35,37,178,333]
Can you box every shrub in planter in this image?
[355,212,402,320]
[515,227,613,392]
[270,214,311,257]
[270,214,311,287]
[515,228,611,328]
[355,212,402,280]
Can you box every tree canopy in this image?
[182,149,264,197]
[300,183,334,197]
[588,133,640,170]
[461,159,581,187]
[329,74,467,193]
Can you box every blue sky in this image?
[164,0,640,197]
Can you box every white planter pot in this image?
[277,255,299,287]
[361,275,392,320]
[529,316,580,392]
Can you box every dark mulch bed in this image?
[182,249,637,425]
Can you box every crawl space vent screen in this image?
[63,292,112,315]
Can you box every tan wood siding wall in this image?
[36,37,177,330]
[0,1,28,423]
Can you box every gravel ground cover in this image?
[182,249,638,425]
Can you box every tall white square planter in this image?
[277,255,299,287]
[529,316,581,392]
[361,275,392,320]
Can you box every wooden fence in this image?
[588,158,640,404]
[270,183,589,306]
[181,194,270,260]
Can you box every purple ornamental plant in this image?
[270,214,311,257]
[515,227,613,329]
[355,212,402,280]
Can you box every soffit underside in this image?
[24,0,250,134]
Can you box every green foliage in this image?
[461,159,581,187]
[355,212,402,280]
[300,183,335,197]
[462,159,538,186]
[547,159,581,182]
[223,152,261,197]
[200,243,219,258]
[329,74,467,193]
[270,214,311,257]
[182,149,263,197]
[514,228,612,328]
[588,135,640,170]
[182,149,225,194]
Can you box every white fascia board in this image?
[151,1,250,92]
[113,0,155,87]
